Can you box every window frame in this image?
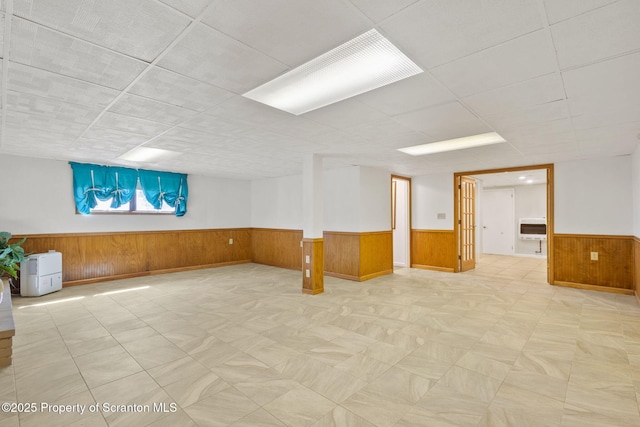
[83,187,176,215]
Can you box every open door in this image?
[459,176,476,271]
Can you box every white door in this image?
[482,188,514,255]
[392,178,410,267]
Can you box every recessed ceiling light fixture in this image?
[119,146,180,163]
[243,29,423,115]
[397,132,506,156]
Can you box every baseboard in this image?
[411,264,455,273]
[324,271,360,281]
[553,280,634,295]
[360,269,393,281]
[324,269,393,282]
[63,260,251,287]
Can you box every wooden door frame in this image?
[391,175,412,270]
[453,164,554,284]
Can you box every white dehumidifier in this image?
[20,251,63,297]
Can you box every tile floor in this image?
[1,258,639,427]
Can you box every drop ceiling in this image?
[1,0,638,180]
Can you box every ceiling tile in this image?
[464,74,566,119]
[562,51,640,117]
[343,117,424,145]
[13,0,191,61]
[4,110,86,138]
[571,107,640,131]
[381,0,543,69]
[348,0,419,23]
[10,17,146,89]
[576,121,640,154]
[92,112,172,137]
[157,0,212,18]
[108,93,200,125]
[6,90,101,124]
[0,1,638,179]
[431,30,556,98]
[75,130,149,159]
[71,136,143,154]
[7,62,120,109]
[157,23,288,93]
[392,101,492,140]
[355,73,456,116]
[129,66,234,112]
[304,98,387,129]
[487,100,571,132]
[550,0,640,70]
[201,0,371,66]
[179,114,248,137]
[0,13,5,58]
[203,96,292,128]
[261,117,335,141]
[543,0,620,24]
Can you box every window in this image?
[89,188,176,214]
[70,162,188,216]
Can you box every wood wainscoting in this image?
[14,229,252,287]
[324,231,393,281]
[634,237,640,304]
[553,234,634,294]
[251,228,303,271]
[411,229,457,272]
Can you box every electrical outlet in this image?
[590,252,598,261]
[305,269,310,278]
[305,255,310,264]
[229,238,233,245]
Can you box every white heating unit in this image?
[519,218,547,240]
[20,251,63,297]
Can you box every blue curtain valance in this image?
[70,162,139,214]
[69,162,188,216]
[138,169,189,217]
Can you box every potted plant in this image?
[0,232,26,300]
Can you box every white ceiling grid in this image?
[0,0,637,180]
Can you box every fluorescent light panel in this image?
[243,29,423,115]
[398,132,506,156]
[119,146,180,162]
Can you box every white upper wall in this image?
[633,144,640,237]
[1,155,251,234]
[413,155,633,236]
[359,166,391,232]
[323,166,360,232]
[555,156,633,235]
[252,165,391,232]
[412,172,454,230]
[251,174,303,230]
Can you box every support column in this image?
[302,154,324,295]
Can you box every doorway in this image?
[454,164,554,283]
[392,176,411,268]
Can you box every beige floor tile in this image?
[413,384,488,427]
[90,371,176,427]
[5,259,640,427]
[120,334,188,369]
[231,408,286,426]
[14,357,88,403]
[183,387,260,427]
[263,387,336,427]
[74,344,143,389]
[310,406,375,427]
[437,365,502,403]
